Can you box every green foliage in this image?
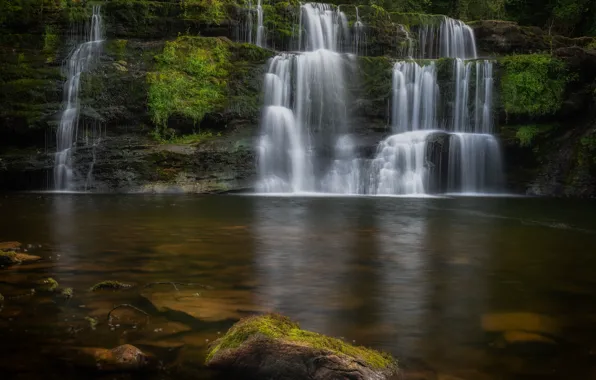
[147,37,230,136]
[182,0,231,24]
[500,54,569,117]
[206,313,398,371]
[516,125,540,146]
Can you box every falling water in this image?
[256,9,502,195]
[371,131,437,195]
[353,7,366,55]
[391,61,439,133]
[417,16,477,59]
[257,3,353,193]
[54,5,103,191]
[375,15,502,194]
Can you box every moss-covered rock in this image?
[206,313,398,379]
[90,280,132,292]
[37,277,59,292]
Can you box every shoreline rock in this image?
[206,313,398,380]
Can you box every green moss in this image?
[578,133,596,166]
[0,251,17,265]
[206,313,397,371]
[499,54,570,117]
[85,316,98,330]
[37,277,59,292]
[59,287,74,299]
[90,280,132,292]
[148,36,230,136]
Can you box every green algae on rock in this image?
[37,277,59,292]
[206,313,398,380]
[90,280,133,292]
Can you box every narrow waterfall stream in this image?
[255,3,503,195]
[54,5,104,191]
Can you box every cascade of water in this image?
[447,133,503,193]
[54,5,103,191]
[353,7,365,55]
[371,131,437,195]
[298,2,349,51]
[257,3,353,193]
[321,135,364,194]
[418,16,477,59]
[255,0,266,47]
[391,61,439,133]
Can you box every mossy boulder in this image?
[206,313,398,380]
[90,280,132,291]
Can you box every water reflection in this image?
[2,195,596,378]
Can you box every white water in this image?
[391,61,439,133]
[244,0,266,47]
[417,16,477,59]
[257,3,352,193]
[54,5,103,191]
[256,8,503,195]
[382,16,502,194]
[371,130,437,195]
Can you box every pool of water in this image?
[1,194,596,379]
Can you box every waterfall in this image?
[377,15,502,195]
[353,7,366,55]
[255,8,503,195]
[257,3,352,193]
[371,131,436,195]
[391,61,439,133]
[417,16,477,59]
[54,5,103,191]
[244,0,266,47]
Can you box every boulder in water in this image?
[205,313,398,380]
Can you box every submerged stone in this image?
[503,330,556,345]
[90,280,132,291]
[206,313,398,380]
[76,344,153,372]
[0,241,21,251]
[0,251,41,266]
[481,312,560,336]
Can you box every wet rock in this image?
[206,313,398,380]
[481,312,560,336]
[90,280,133,291]
[36,277,59,292]
[0,241,21,251]
[76,344,153,372]
[503,330,556,345]
[0,251,42,266]
[59,287,74,299]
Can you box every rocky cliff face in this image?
[0,1,595,196]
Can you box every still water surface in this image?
[1,194,596,379]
